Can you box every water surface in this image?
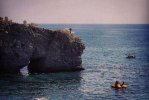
[0,24,149,100]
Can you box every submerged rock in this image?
[0,21,85,73]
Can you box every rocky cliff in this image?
[0,21,85,73]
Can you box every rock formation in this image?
[0,21,85,73]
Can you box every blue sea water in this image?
[0,24,149,100]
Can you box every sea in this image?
[0,24,149,100]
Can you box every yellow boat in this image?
[111,84,128,89]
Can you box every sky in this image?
[0,0,149,24]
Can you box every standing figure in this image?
[69,28,72,33]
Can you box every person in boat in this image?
[115,81,121,88]
[121,82,124,86]
[121,82,127,88]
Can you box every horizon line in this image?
[37,23,149,25]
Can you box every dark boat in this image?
[126,54,136,59]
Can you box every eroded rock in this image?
[0,22,85,73]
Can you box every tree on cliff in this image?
[23,20,27,26]
[4,16,8,22]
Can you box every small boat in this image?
[111,84,128,89]
[126,54,136,59]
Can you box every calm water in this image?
[0,24,149,100]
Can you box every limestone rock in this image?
[0,22,85,73]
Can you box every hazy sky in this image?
[0,0,149,24]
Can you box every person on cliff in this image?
[69,28,72,33]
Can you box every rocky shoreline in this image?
[0,20,85,73]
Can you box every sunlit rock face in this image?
[0,21,85,73]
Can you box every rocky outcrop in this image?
[0,22,85,73]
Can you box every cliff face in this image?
[0,22,85,73]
